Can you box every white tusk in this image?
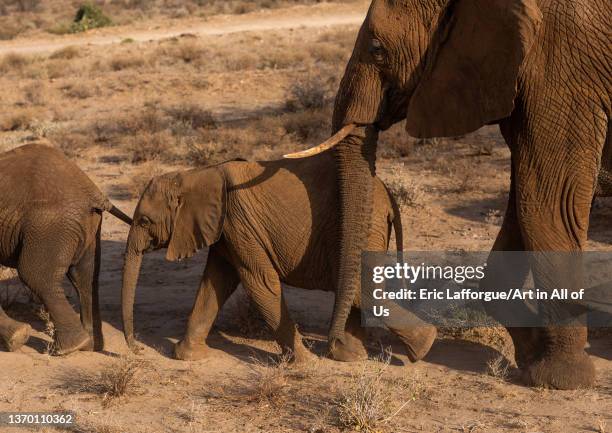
[283,124,358,159]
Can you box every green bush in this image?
[70,3,111,33]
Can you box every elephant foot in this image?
[175,339,211,361]
[2,322,32,352]
[390,324,437,362]
[523,351,595,390]
[328,335,368,362]
[54,327,92,356]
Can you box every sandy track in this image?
[0,3,367,56]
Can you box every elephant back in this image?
[0,143,109,215]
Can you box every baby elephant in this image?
[0,144,132,355]
[121,153,436,362]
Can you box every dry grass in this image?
[49,46,81,60]
[245,352,292,407]
[598,419,607,433]
[22,81,46,105]
[486,355,510,381]
[335,352,418,433]
[108,53,147,71]
[61,82,97,99]
[383,166,426,210]
[36,305,55,354]
[0,52,32,74]
[0,107,40,131]
[63,357,149,407]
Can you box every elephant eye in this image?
[369,39,386,62]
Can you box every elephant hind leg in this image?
[18,240,90,355]
[328,307,368,362]
[0,305,31,352]
[67,221,102,352]
[175,248,240,361]
[239,261,314,363]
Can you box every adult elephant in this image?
[286,0,611,389]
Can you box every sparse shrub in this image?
[65,357,148,406]
[336,352,415,433]
[22,82,46,105]
[48,129,91,157]
[285,77,331,112]
[127,130,175,163]
[14,0,41,12]
[62,82,96,99]
[0,52,31,73]
[70,3,112,33]
[165,104,216,130]
[46,59,73,79]
[308,43,347,63]
[0,21,24,40]
[36,306,55,354]
[0,108,37,131]
[188,141,223,166]
[109,53,145,71]
[486,355,510,380]
[50,46,81,60]
[454,161,476,193]
[245,353,291,407]
[384,167,425,210]
[223,51,259,71]
[172,41,207,64]
[282,109,328,143]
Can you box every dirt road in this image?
[0,2,368,56]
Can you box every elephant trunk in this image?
[328,44,383,346]
[329,128,379,344]
[121,227,146,350]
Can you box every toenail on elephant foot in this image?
[328,336,368,362]
[523,351,595,390]
[175,340,211,361]
[54,328,92,356]
[391,325,437,363]
[2,322,32,352]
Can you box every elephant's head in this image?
[287,0,543,345]
[121,168,226,349]
[333,0,543,135]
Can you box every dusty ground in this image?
[0,2,610,432]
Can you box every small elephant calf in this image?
[122,153,436,362]
[0,144,132,355]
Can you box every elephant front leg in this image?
[175,251,240,361]
[479,174,540,368]
[512,137,602,388]
[240,263,314,363]
[0,305,32,352]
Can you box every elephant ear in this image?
[405,0,542,138]
[166,168,227,262]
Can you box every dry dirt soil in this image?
[0,2,610,432]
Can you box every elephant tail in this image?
[100,199,133,225]
[384,183,404,265]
